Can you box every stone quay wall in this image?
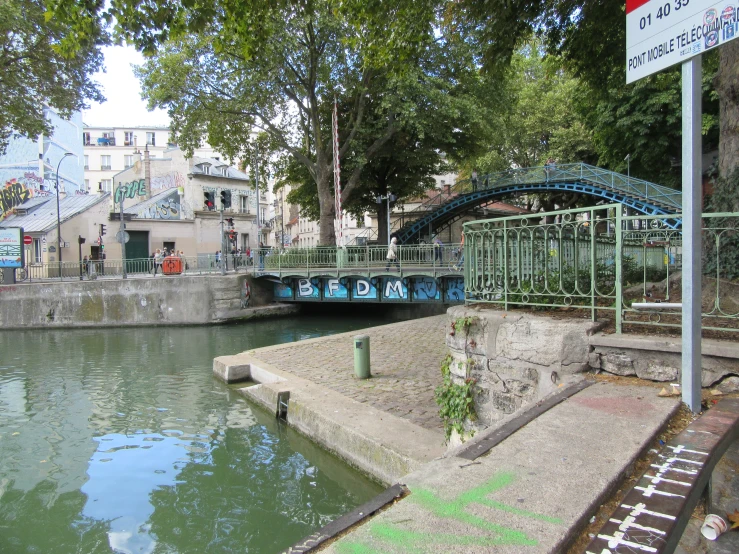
[0,274,293,328]
[446,306,739,432]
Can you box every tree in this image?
[57,0,443,245]
[472,40,596,174]
[456,0,736,182]
[0,0,105,154]
[275,29,489,245]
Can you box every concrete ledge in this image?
[590,333,739,360]
[322,383,681,553]
[215,353,446,485]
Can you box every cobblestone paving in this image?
[252,315,448,432]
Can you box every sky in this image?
[82,45,171,127]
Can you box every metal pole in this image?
[120,195,127,279]
[78,235,83,280]
[255,143,260,248]
[55,152,73,272]
[386,196,391,245]
[281,188,284,248]
[220,208,226,275]
[681,56,702,413]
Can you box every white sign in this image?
[626,0,739,83]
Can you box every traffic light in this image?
[100,224,107,236]
[220,190,232,209]
[228,230,236,243]
[204,191,214,210]
[226,218,234,228]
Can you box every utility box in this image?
[353,335,371,379]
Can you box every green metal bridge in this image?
[393,163,682,244]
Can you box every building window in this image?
[84,155,89,170]
[124,155,134,168]
[240,195,249,213]
[146,132,155,146]
[100,179,112,193]
[124,132,134,146]
[83,132,91,146]
[201,164,210,175]
[100,155,111,170]
[33,239,42,264]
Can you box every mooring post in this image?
[353,335,371,379]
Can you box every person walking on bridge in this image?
[385,237,399,272]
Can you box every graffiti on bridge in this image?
[335,471,561,553]
[273,276,465,303]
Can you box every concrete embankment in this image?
[0,274,296,328]
[214,316,450,484]
[213,310,739,553]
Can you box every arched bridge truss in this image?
[396,163,682,244]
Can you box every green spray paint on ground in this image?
[336,472,562,553]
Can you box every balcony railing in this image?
[100,165,112,170]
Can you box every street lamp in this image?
[55,152,74,266]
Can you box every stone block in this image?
[494,317,595,369]
[588,352,602,369]
[635,362,678,382]
[491,390,520,414]
[716,375,739,393]
[601,352,636,376]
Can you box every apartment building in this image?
[102,147,268,259]
[83,125,220,195]
[0,107,85,202]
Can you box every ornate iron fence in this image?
[464,205,739,334]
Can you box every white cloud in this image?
[82,45,171,127]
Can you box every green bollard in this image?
[353,335,371,379]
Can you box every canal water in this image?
[0,315,394,554]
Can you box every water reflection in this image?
[0,315,387,553]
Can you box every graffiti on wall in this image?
[135,190,181,220]
[0,180,31,221]
[150,172,185,192]
[114,179,147,203]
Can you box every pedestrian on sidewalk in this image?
[153,249,162,275]
[385,237,399,271]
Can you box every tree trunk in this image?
[317,171,336,246]
[716,40,739,181]
[376,200,389,246]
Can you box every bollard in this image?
[353,335,371,379]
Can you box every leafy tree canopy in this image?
[0,0,105,154]
[456,0,732,183]
[124,0,489,244]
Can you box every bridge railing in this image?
[464,204,739,334]
[10,254,251,282]
[255,244,462,272]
